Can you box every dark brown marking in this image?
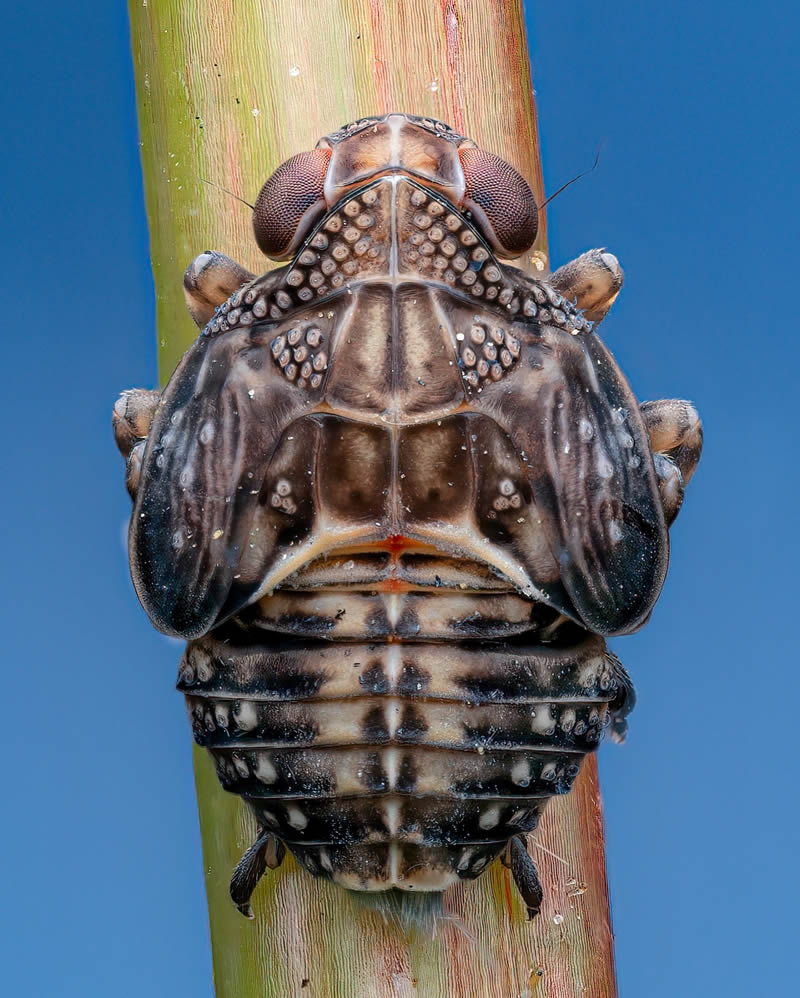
[360,705,390,743]
[396,705,429,742]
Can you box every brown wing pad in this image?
[128,321,307,638]
[475,321,669,635]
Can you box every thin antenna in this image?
[539,147,602,213]
[200,177,255,210]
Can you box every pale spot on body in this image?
[511,758,531,786]
[479,806,501,829]
[254,755,278,784]
[287,806,308,830]
[597,454,615,479]
[531,704,555,734]
[457,848,475,872]
[233,701,259,731]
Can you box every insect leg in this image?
[606,650,636,744]
[229,828,286,919]
[112,388,161,499]
[183,251,255,327]
[548,248,624,324]
[640,399,702,484]
[640,399,703,524]
[113,388,160,457]
[508,835,543,920]
[264,834,286,870]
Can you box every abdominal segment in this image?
[179,626,622,892]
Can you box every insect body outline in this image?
[114,112,702,920]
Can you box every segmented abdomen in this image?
[179,616,622,891]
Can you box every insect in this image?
[114,113,701,921]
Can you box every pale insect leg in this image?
[640,399,703,525]
[548,248,624,324]
[183,251,255,327]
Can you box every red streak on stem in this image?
[503,866,515,922]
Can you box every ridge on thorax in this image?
[278,536,519,595]
[203,176,589,340]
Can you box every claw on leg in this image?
[125,441,146,499]
[229,828,285,918]
[652,452,685,525]
[508,835,543,920]
[549,248,624,324]
[183,251,255,327]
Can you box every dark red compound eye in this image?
[252,148,332,259]
[458,146,538,258]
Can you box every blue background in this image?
[1,2,795,995]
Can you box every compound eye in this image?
[252,148,332,259]
[458,147,538,258]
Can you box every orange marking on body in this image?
[330,537,441,557]
[378,577,412,593]
[386,533,414,555]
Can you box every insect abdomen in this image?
[179,628,621,891]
